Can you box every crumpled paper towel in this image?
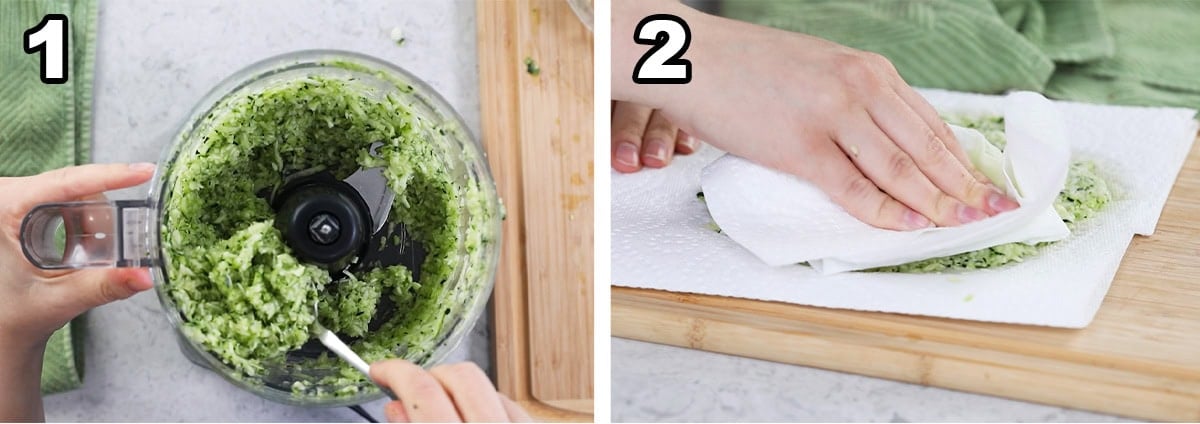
[611,89,1198,328]
[702,92,1071,274]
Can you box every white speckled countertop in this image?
[612,338,1132,422]
[42,0,486,421]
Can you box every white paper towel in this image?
[701,92,1072,274]
[611,89,1198,328]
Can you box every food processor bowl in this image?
[568,0,594,31]
[20,50,502,407]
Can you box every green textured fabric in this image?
[40,319,86,395]
[992,0,1113,63]
[720,0,1200,111]
[1044,0,1200,109]
[0,0,98,394]
[721,0,1053,93]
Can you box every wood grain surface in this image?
[477,0,594,421]
[615,137,1200,421]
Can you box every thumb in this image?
[17,163,156,210]
[49,268,154,313]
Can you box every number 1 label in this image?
[632,14,692,84]
[24,14,69,84]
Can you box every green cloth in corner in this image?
[40,318,87,395]
[720,0,1200,111]
[720,0,1055,94]
[1044,0,1200,109]
[0,0,98,394]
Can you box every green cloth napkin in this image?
[721,0,1200,111]
[0,0,98,394]
[40,319,86,395]
[1044,0,1200,109]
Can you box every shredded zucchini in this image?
[161,67,485,397]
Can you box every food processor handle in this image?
[19,200,157,270]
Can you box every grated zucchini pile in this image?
[161,69,481,398]
[870,115,1111,272]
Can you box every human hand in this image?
[0,163,156,347]
[370,360,533,423]
[611,101,702,172]
[611,2,1019,230]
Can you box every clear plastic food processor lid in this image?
[19,50,503,406]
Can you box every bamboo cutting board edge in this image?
[613,135,1200,422]
[613,289,1200,421]
[477,0,594,421]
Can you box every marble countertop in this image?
[43,1,486,421]
[612,338,1131,422]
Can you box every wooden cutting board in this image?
[615,137,1200,422]
[477,0,594,421]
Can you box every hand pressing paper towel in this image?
[701,92,1071,274]
[612,89,1198,327]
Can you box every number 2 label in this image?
[24,14,69,85]
[632,14,692,84]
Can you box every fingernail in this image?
[680,136,699,152]
[129,162,156,173]
[125,269,154,291]
[904,209,931,230]
[958,204,987,224]
[643,140,669,165]
[133,275,154,291]
[987,190,1020,213]
[615,142,639,168]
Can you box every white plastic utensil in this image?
[311,303,400,401]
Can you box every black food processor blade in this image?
[185,167,427,383]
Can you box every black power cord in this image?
[348,405,379,423]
